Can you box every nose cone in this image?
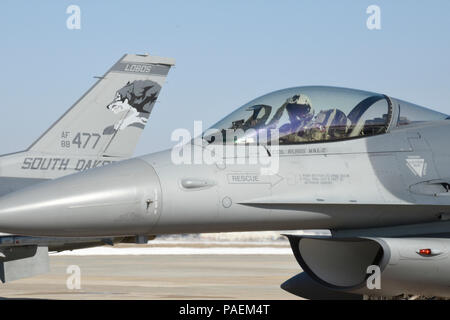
[0,158,162,237]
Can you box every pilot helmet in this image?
[285,94,314,121]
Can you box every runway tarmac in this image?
[0,253,301,299]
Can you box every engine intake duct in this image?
[283,235,450,299]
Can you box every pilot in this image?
[279,94,315,143]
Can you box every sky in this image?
[1,0,450,156]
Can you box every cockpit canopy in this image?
[204,86,448,145]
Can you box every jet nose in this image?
[0,158,162,237]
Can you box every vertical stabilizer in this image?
[28,54,175,158]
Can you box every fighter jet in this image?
[0,80,450,298]
[0,53,175,282]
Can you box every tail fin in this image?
[28,54,175,158]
